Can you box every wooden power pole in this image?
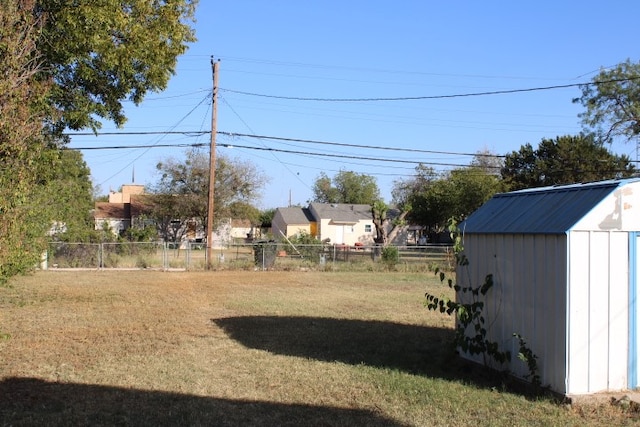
[206,57,219,270]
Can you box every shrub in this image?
[381,246,399,267]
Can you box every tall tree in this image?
[574,59,640,144]
[36,148,95,241]
[406,167,502,232]
[150,150,267,241]
[501,134,635,191]
[470,148,503,175]
[0,1,50,281]
[312,170,380,205]
[36,0,198,134]
[0,1,198,282]
[391,164,437,212]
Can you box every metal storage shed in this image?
[459,178,640,396]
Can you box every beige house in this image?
[93,184,145,236]
[272,203,376,246]
[95,184,256,246]
[271,207,316,239]
[309,203,375,245]
[94,202,131,235]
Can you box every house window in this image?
[365,224,372,233]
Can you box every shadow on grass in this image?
[0,377,405,426]
[212,316,522,391]
[214,317,458,377]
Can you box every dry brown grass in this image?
[0,271,637,426]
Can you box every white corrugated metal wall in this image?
[460,233,568,393]
[463,230,631,395]
[566,230,628,394]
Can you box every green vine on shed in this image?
[425,219,540,385]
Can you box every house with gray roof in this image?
[271,207,316,240]
[272,203,376,245]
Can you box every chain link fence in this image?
[44,242,453,272]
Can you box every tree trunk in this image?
[385,210,408,245]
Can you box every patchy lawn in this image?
[0,271,636,426]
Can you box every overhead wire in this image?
[219,76,640,103]
[69,62,639,188]
[68,130,506,158]
[219,97,312,190]
[97,91,211,185]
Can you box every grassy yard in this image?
[0,271,636,426]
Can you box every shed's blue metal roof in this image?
[462,179,639,234]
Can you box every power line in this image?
[220,96,312,190]
[70,141,485,168]
[67,131,209,136]
[220,132,506,158]
[68,130,505,158]
[214,54,574,81]
[74,143,209,150]
[220,76,640,102]
[97,92,211,185]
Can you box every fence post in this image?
[186,242,191,271]
[162,242,167,271]
[99,243,104,269]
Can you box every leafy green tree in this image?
[36,0,197,134]
[312,170,380,205]
[151,149,267,241]
[259,208,276,228]
[407,167,502,231]
[392,164,438,212]
[0,1,50,282]
[123,218,158,242]
[228,202,261,225]
[36,149,95,242]
[574,60,640,144]
[501,134,635,191]
[0,1,198,282]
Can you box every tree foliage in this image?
[574,59,640,144]
[35,148,95,242]
[0,1,198,282]
[149,150,266,241]
[501,134,635,191]
[258,208,276,228]
[391,164,437,212]
[470,148,503,175]
[0,1,50,281]
[406,167,502,231]
[312,170,380,205]
[36,0,198,134]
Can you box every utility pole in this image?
[206,57,219,270]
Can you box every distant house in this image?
[211,218,259,247]
[230,218,257,240]
[94,184,255,246]
[93,184,144,236]
[272,203,377,246]
[272,207,316,240]
[309,203,375,245]
[94,202,131,235]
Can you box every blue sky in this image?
[69,1,640,209]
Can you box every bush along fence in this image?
[44,241,454,272]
